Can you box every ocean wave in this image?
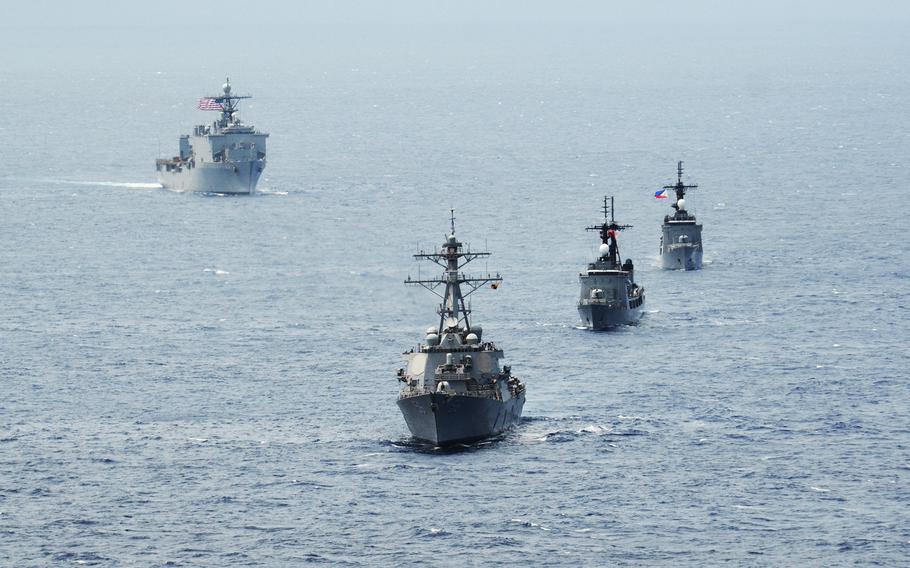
[536,423,644,442]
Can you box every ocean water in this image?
[2,7,910,566]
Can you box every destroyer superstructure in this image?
[659,161,703,270]
[396,211,525,446]
[156,78,268,194]
[578,196,645,329]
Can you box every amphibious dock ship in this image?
[578,196,645,330]
[396,211,525,446]
[659,161,703,270]
[156,79,268,194]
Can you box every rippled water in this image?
[2,10,909,566]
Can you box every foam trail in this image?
[86,181,162,189]
[30,178,162,190]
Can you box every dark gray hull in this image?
[397,392,525,446]
[660,220,703,271]
[578,302,643,330]
[661,245,703,271]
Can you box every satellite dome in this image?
[598,243,610,256]
[465,333,479,344]
[677,198,686,210]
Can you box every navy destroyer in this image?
[578,197,645,329]
[658,161,703,270]
[396,211,525,446]
[156,79,268,194]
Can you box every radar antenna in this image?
[663,160,698,208]
[405,210,501,334]
[585,196,631,267]
[204,77,253,127]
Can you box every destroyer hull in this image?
[157,160,265,194]
[397,392,525,446]
[661,244,702,271]
[578,302,643,330]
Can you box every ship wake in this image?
[32,178,163,190]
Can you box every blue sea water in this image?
[1,7,910,566]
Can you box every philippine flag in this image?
[655,189,668,199]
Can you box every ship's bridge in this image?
[665,210,697,223]
[220,123,256,134]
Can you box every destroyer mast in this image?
[405,210,502,334]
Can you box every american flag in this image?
[197,97,223,111]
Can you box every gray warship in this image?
[396,211,525,446]
[156,79,268,194]
[659,161,703,270]
[578,196,645,330]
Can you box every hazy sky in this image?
[3,0,910,29]
[2,1,906,76]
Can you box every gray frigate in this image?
[659,161,703,270]
[156,78,268,194]
[396,211,525,446]
[578,196,645,330]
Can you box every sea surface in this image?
[2,10,909,566]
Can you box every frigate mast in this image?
[585,196,632,267]
[405,209,502,334]
[664,160,698,209]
